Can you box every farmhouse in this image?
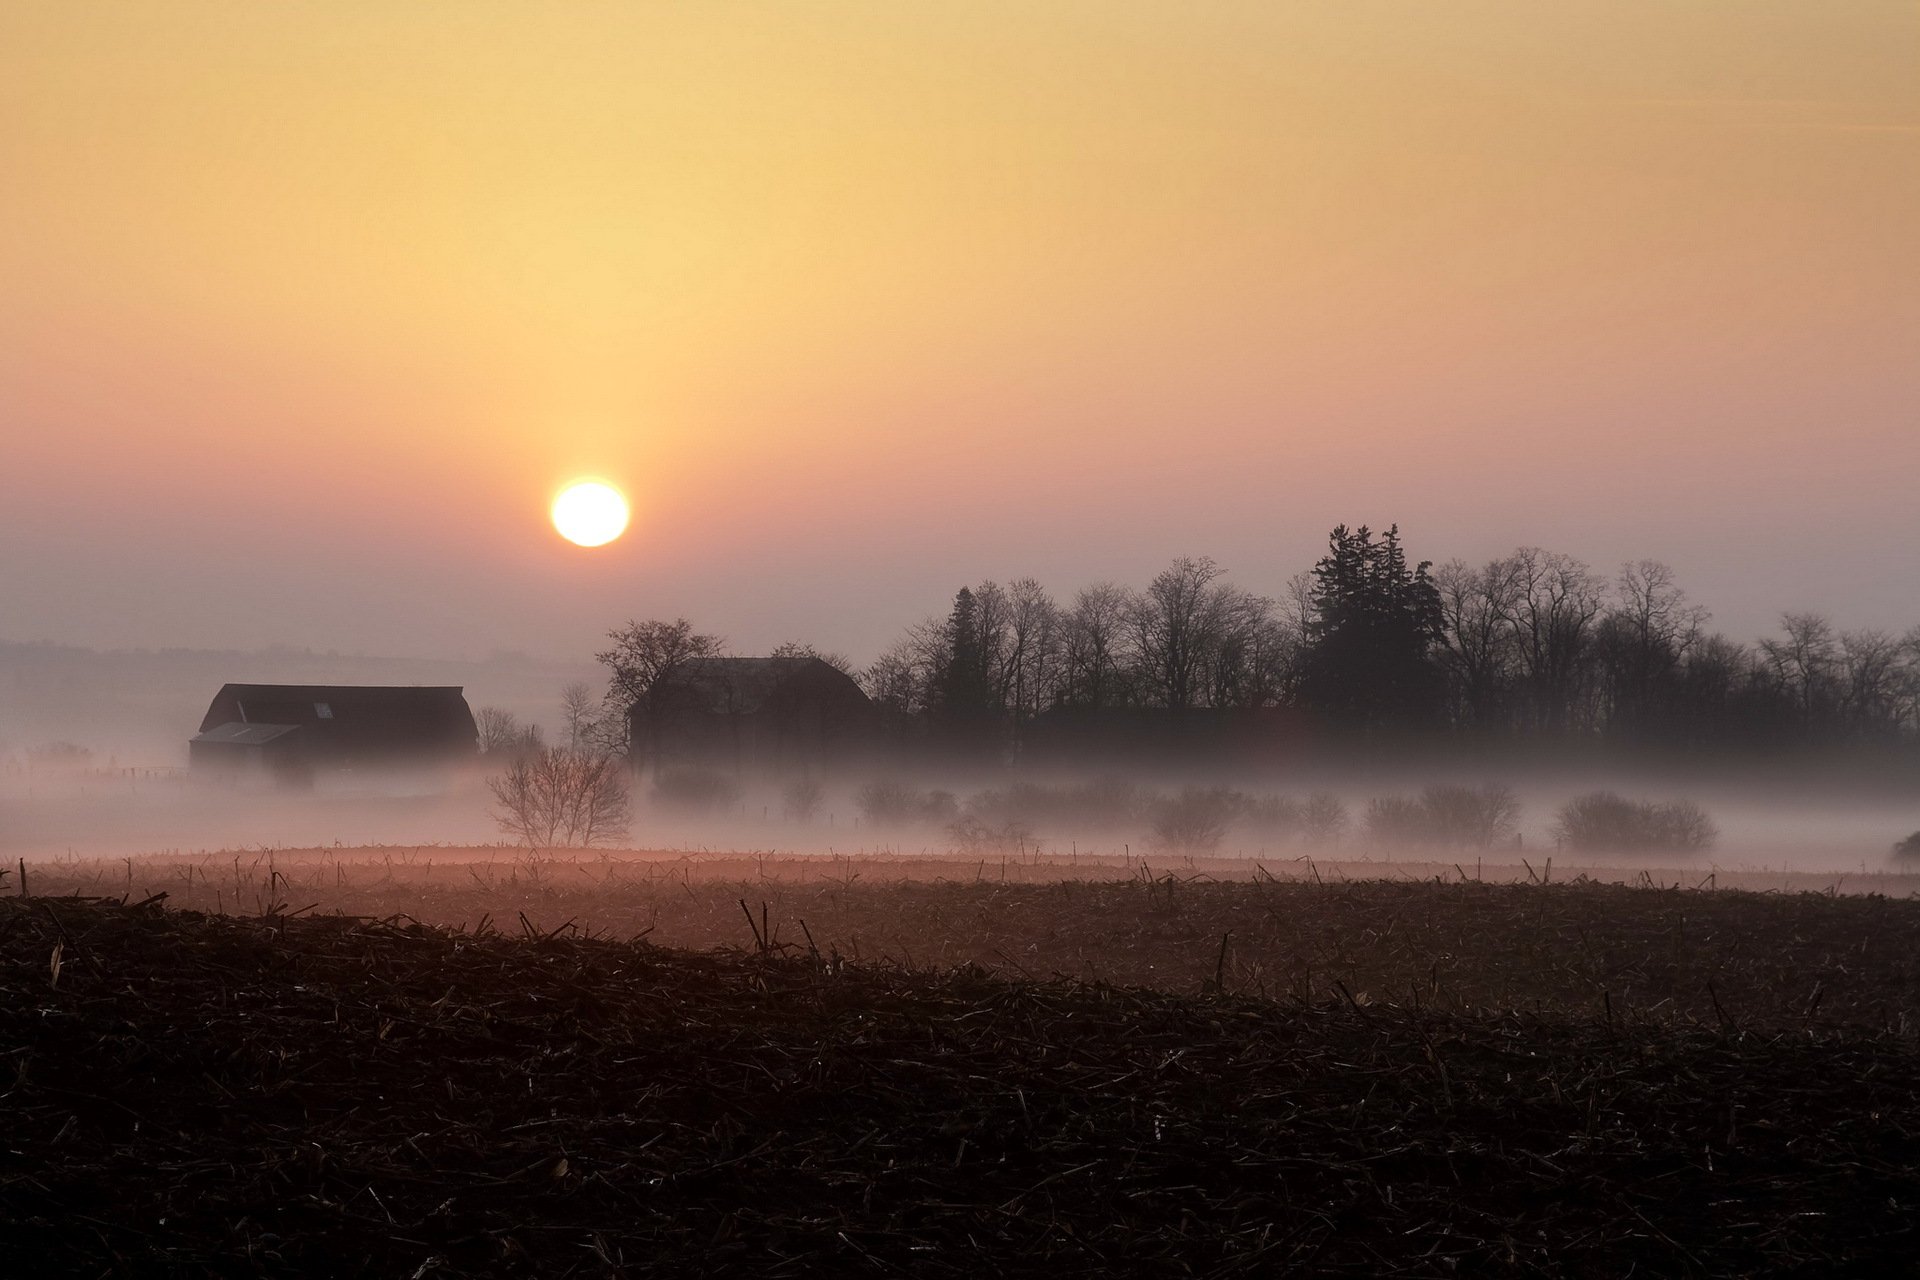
[628,656,877,775]
[189,684,478,779]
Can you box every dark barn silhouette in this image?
[628,657,877,776]
[190,684,478,780]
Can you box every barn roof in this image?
[198,684,473,733]
[195,684,478,759]
[191,722,301,747]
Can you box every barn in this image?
[628,657,877,775]
[189,684,478,779]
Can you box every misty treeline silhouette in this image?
[597,525,1920,762]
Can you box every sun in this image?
[551,480,630,547]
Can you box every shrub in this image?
[1364,796,1431,846]
[1364,784,1520,849]
[964,779,1144,834]
[1242,795,1307,840]
[856,780,959,825]
[782,778,825,821]
[1302,792,1351,844]
[1553,792,1717,853]
[25,741,92,771]
[1420,784,1521,848]
[947,814,1034,855]
[1148,786,1249,853]
[650,768,742,815]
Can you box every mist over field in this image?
[8,740,1916,880]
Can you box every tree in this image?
[476,707,543,757]
[1128,557,1267,712]
[770,640,856,675]
[595,618,725,753]
[933,587,997,751]
[488,747,631,847]
[862,618,948,716]
[1297,525,1446,735]
[1435,557,1521,737]
[1202,593,1294,710]
[1760,612,1838,733]
[1499,547,1608,737]
[1594,560,1706,745]
[999,578,1063,721]
[1838,629,1905,741]
[559,681,599,751]
[1060,582,1135,709]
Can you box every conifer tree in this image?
[1299,524,1445,735]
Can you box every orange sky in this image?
[3,2,1916,660]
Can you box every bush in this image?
[1421,784,1521,848]
[25,742,92,771]
[856,780,959,825]
[947,814,1034,855]
[782,778,825,821]
[1892,832,1920,858]
[1364,796,1428,846]
[650,769,742,815]
[1242,795,1306,839]
[964,779,1144,834]
[1148,786,1249,854]
[1302,792,1351,844]
[1364,785,1519,849]
[1553,792,1717,853]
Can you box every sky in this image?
[3,1,1916,665]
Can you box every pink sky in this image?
[3,2,1916,661]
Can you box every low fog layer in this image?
[5,635,1916,872]
[7,754,1918,875]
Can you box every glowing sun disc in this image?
[551,480,629,547]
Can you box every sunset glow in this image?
[0,2,1914,659]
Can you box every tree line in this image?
[586,524,1920,762]
[855,525,1920,758]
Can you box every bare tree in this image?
[595,618,725,752]
[1594,560,1707,740]
[476,707,542,757]
[1760,612,1837,730]
[1000,578,1063,720]
[1898,626,1920,738]
[559,681,598,750]
[862,618,947,715]
[770,640,856,675]
[1129,557,1242,711]
[1202,591,1292,709]
[1435,557,1520,734]
[1061,582,1135,708]
[970,579,1015,708]
[489,747,631,847]
[1838,629,1904,739]
[1498,548,1608,736]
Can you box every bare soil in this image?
[6,861,1920,1275]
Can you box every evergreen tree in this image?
[1298,524,1445,735]
[933,587,998,756]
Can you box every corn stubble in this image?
[4,880,1920,1275]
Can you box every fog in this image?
[8,750,1917,880]
[4,637,1914,876]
